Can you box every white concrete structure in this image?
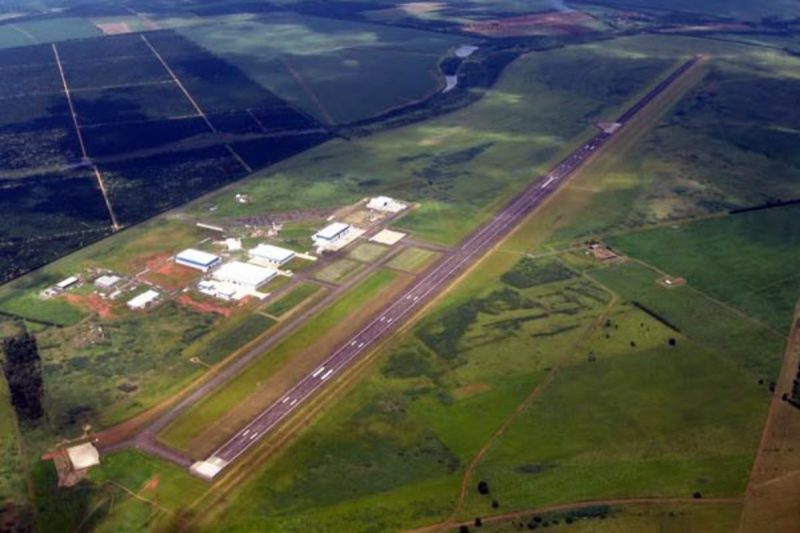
[127,289,159,310]
[367,196,407,214]
[198,280,237,300]
[66,443,100,470]
[175,249,221,272]
[56,276,79,290]
[190,457,229,480]
[313,222,350,245]
[94,275,121,289]
[224,238,242,252]
[370,229,406,246]
[249,244,296,266]
[212,261,276,290]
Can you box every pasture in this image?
[607,206,800,332]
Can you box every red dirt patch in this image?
[63,293,114,319]
[177,294,232,317]
[143,256,201,290]
[142,475,160,492]
[464,11,596,37]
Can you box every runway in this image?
[190,55,702,479]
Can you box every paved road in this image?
[192,55,702,478]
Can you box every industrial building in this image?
[127,289,160,310]
[249,244,296,266]
[56,276,79,290]
[94,274,121,289]
[175,249,221,272]
[212,261,276,290]
[313,222,351,245]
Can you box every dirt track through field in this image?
[51,43,121,231]
[408,496,742,532]
[280,57,336,125]
[738,299,800,532]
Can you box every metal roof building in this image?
[313,222,350,243]
[212,261,276,290]
[127,289,160,310]
[249,244,296,266]
[175,249,221,272]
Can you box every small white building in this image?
[249,244,296,266]
[127,289,159,310]
[66,442,100,470]
[313,222,350,245]
[94,274,121,289]
[367,196,407,214]
[212,261,276,290]
[56,276,79,290]
[175,249,221,272]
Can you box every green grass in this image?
[476,502,742,532]
[263,283,322,317]
[0,291,86,326]
[314,258,363,284]
[0,373,24,506]
[387,247,440,273]
[204,267,610,531]
[589,261,784,379]
[184,312,276,366]
[159,270,398,451]
[30,449,205,532]
[348,242,389,263]
[462,303,770,517]
[607,206,800,332]
[36,301,217,433]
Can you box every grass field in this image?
[314,258,364,284]
[348,242,389,263]
[159,270,400,454]
[31,449,205,532]
[607,206,800,332]
[264,283,322,317]
[462,305,768,516]
[387,247,441,273]
[0,373,24,508]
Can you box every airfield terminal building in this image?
[175,249,221,272]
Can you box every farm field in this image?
[175,11,470,124]
[607,206,800,332]
[0,28,330,283]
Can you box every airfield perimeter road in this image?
[187,54,702,477]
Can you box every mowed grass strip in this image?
[348,242,389,263]
[159,270,398,452]
[314,257,364,283]
[387,246,440,273]
[264,283,322,318]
